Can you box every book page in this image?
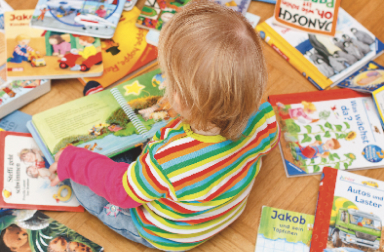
[2,135,80,207]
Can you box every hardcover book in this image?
[28,69,174,165]
[269,89,384,177]
[5,10,103,81]
[0,131,83,212]
[0,0,12,30]
[255,206,314,252]
[311,167,384,252]
[256,8,384,90]
[0,209,103,252]
[30,0,126,39]
[0,110,32,133]
[79,7,158,88]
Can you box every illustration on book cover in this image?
[2,135,80,207]
[0,79,47,107]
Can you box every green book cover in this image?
[255,206,314,252]
[31,68,170,161]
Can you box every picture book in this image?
[30,0,126,39]
[28,69,174,165]
[311,167,384,252]
[5,10,104,81]
[124,0,138,11]
[0,110,32,133]
[338,61,384,93]
[79,7,158,88]
[0,131,83,212]
[254,0,276,3]
[372,85,384,129]
[0,209,103,252]
[0,78,51,119]
[274,0,341,36]
[256,8,384,90]
[255,206,314,252]
[269,89,384,177]
[0,0,12,30]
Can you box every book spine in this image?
[256,22,333,90]
[110,88,149,135]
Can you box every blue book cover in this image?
[0,110,31,133]
[254,0,276,3]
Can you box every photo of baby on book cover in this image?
[0,209,103,252]
[269,89,384,177]
[5,10,103,81]
[0,132,82,212]
[30,0,125,39]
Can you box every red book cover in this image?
[0,131,83,212]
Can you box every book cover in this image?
[30,0,125,39]
[0,0,12,30]
[0,131,83,212]
[30,69,173,165]
[256,8,384,90]
[255,206,314,252]
[136,0,191,31]
[79,7,158,88]
[274,0,341,36]
[0,209,103,252]
[338,61,384,93]
[5,10,104,81]
[311,167,384,252]
[0,110,31,133]
[254,0,276,3]
[0,78,51,119]
[269,89,384,177]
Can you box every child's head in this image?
[78,36,95,46]
[324,138,341,150]
[99,5,105,9]
[16,35,30,46]
[26,166,39,178]
[158,0,267,140]
[49,35,65,45]
[19,149,36,163]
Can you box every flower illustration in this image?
[346,131,357,141]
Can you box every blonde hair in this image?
[16,34,30,42]
[19,148,32,161]
[158,0,267,140]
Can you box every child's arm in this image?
[51,145,141,208]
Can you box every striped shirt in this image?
[14,45,33,56]
[123,102,279,251]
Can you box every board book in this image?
[5,10,104,81]
[0,78,51,119]
[0,131,83,212]
[311,167,384,252]
[0,110,32,133]
[28,69,172,165]
[255,206,314,252]
[274,0,341,37]
[79,7,158,88]
[256,8,384,90]
[0,209,103,252]
[30,0,125,39]
[269,89,384,177]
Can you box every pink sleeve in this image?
[57,145,142,209]
[52,44,59,53]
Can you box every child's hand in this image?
[49,149,64,187]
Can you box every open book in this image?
[27,69,172,165]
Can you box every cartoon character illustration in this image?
[28,51,46,67]
[67,36,98,71]
[88,123,109,136]
[102,39,120,55]
[37,8,47,21]
[294,138,341,160]
[95,5,107,18]
[139,97,178,121]
[49,34,72,57]
[277,101,319,124]
[8,35,35,64]
[357,71,382,86]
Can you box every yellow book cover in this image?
[5,10,104,81]
[80,7,158,88]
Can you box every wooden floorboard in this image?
[8,0,384,251]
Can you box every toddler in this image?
[49,1,279,251]
[9,35,34,63]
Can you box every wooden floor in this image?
[9,0,384,251]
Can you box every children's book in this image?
[256,8,384,90]
[311,167,384,252]
[269,89,384,177]
[30,0,125,39]
[5,10,104,81]
[27,69,174,165]
[0,209,103,252]
[79,7,158,88]
[255,206,314,252]
[124,0,138,11]
[254,0,276,3]
[338,61,384,93]
[0,110,31,133]
[0,78,51,119]
[0,0,12,30]
[0,131,83,212]
[273,0,341,37]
